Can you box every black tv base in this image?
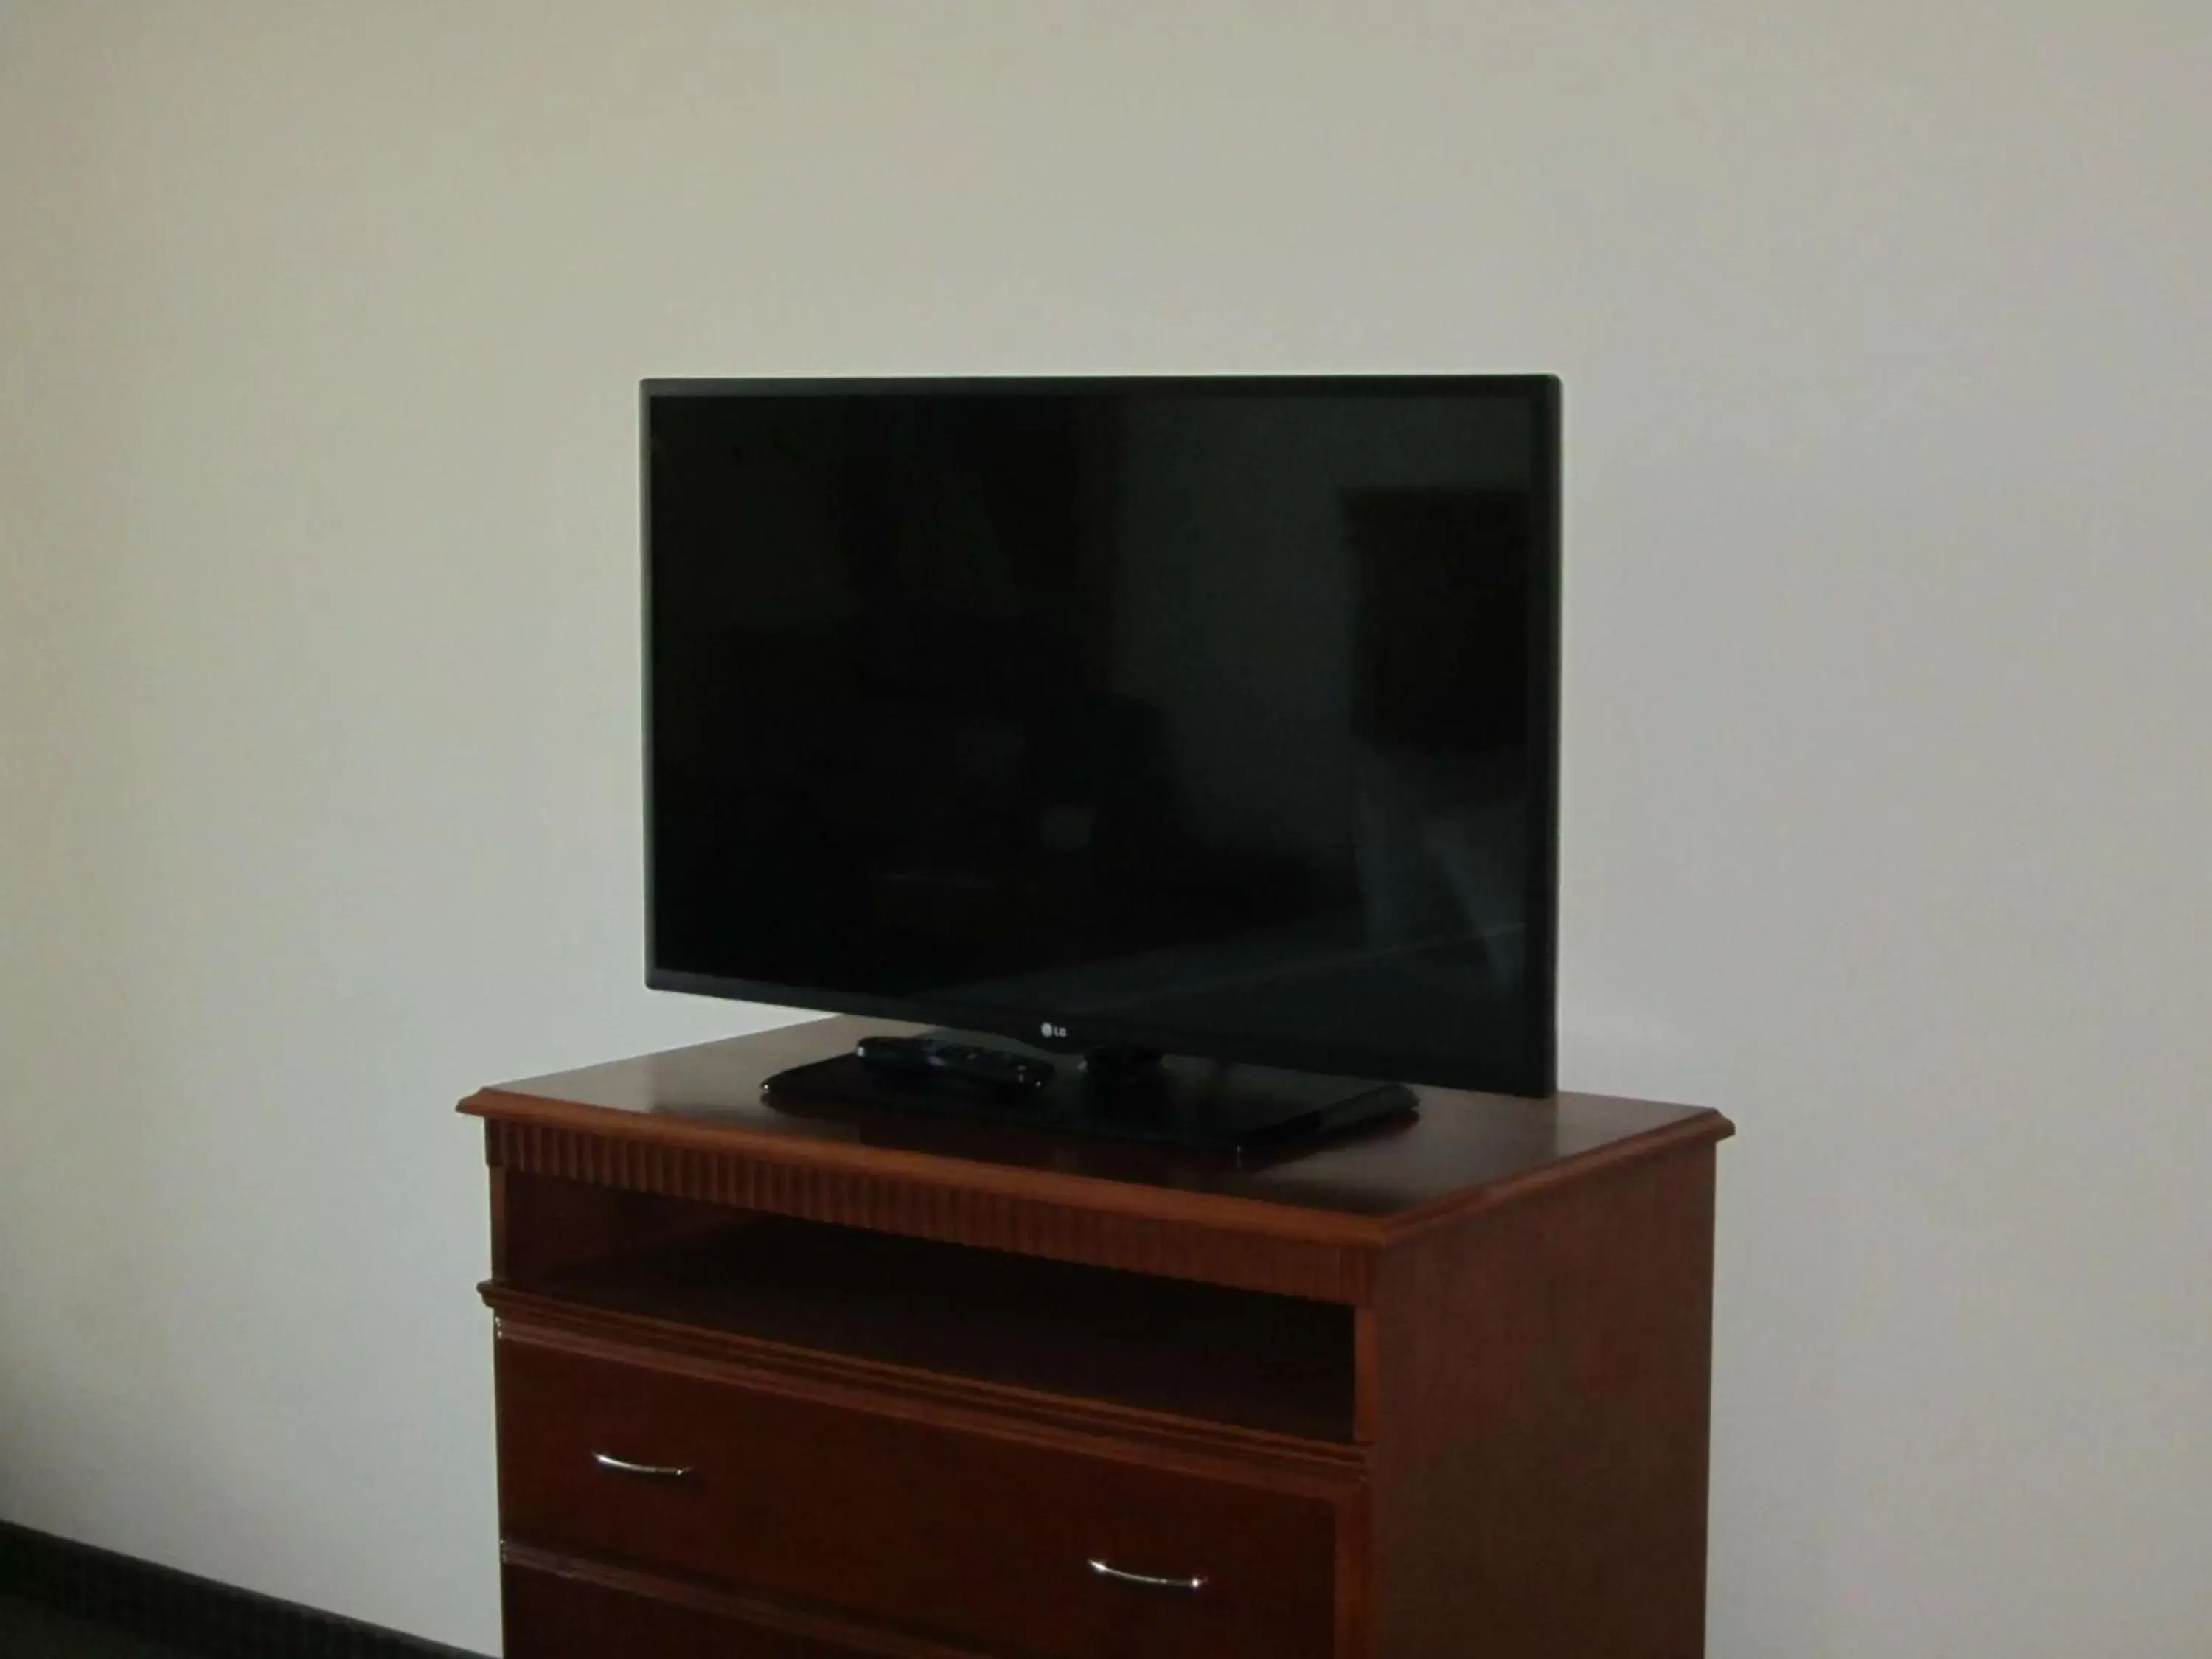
[762,1029,1416,1157]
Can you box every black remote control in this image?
[854,1035,1055,1094]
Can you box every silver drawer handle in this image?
[592,1452,693,1480]
[1088,1558,1208,1594]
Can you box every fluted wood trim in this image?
[483,1120,1374,1303]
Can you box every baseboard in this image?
[0,1520,486,1659]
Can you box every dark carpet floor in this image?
[0,1595,192,1658]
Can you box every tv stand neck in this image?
[787,1026,1414,1155]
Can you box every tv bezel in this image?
[641,374,1561,1098]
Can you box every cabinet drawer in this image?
[505,1556,872,1658]
[496,1329,1343,1659]
[504,1552,1000,1658]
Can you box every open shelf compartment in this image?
[486,1175,1358,1445]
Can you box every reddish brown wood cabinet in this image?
[465,1018,1732,1659]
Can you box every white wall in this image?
[2,4,2205,1653]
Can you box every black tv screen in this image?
[646,377,1559,1096]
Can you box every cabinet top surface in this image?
[463,1018,1729,1233]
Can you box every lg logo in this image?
[1040,1022,1068,1040]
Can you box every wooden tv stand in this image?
[463,1018,1732,1658]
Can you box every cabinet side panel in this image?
[1368,1147,1717,1659]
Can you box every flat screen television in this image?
[646,376,1559,1141]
